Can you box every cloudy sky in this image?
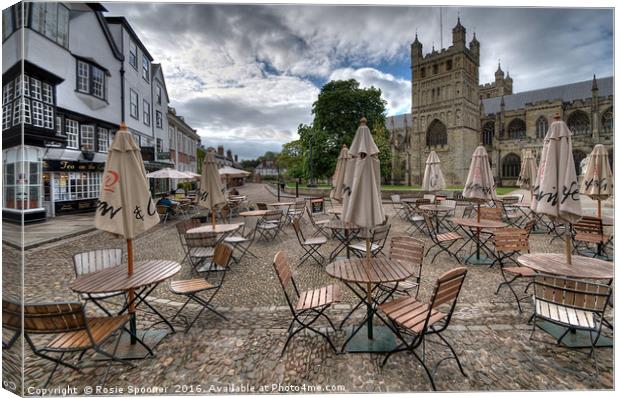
[103,1,613,159]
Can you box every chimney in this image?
[234,154,238,162]
[217,145,224,157]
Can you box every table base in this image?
[343,325,398,353]
[462,253,495,265]
[97,329,171,360]
[536,321,613,348]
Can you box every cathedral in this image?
[388,19,614,187]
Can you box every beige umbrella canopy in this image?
[199,149,227,226]
[531,115,581,263]
[580,144,613,217]
[145,168,193,179]
[517,150,538,198]
[218,166,250,178]
[330,144,350,202]
[463,145,497,206]
[422,151,446,192]
[95,123,159,241]
[342,118,385,228]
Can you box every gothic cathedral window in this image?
[535,116,548,138]
[567,110,590,135]
[426,119,447,147]
[482,122,494,145]
[601,108,613,135]
[501,153,521,178]
[508,119,526,140]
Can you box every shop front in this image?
[2,146,45,223]
[42,154,105,216]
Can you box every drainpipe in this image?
[120,66,125,122]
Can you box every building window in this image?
[65,119,79,149]
[156,110,162,128]
[536,116,548,139]
[80,125,95,151]
[446,60,453,71]
[601,108,613,135]
[56,116,62,136]
[30,2,70,48]
[97,128,109,152]
[130,90,139,119]
[76,60,106,100]
[129,40,138,70]
[507,118,526,140]
[482,122,494,145]
[567,110,590,136]
[420,67,426,78]
[52,172,102,201]
[433,64,438,74]
[156,85,162,105]
[156,138,163,152]
[142,56,150,81]
[3,146,43,210]
[143,100,151,125]
[426,119,448,147]
[31,100,44,127]
[502,153,521,178]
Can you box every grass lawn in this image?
[284,182,517,195]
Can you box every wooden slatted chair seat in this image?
[436,231,461,242]
[303,236,328,245]
[169,279,215,295]
[224,235,248,243]
[534,299,597,329]
[48,315,130,350]
[295,284,341,311]
[379,297,446,334]
[575,232,609,244]
[349,242,381,252]
[189,247,215,257]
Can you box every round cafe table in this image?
[450,217,507,265]
[517,253,613,348]
[239,210,270,218]
[187,223,241,234]
[325,220,360,261]
[326,257,417,352]
[419,204,453,232]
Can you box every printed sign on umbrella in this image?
[462,145,497,264]
[95,122,160,347]
[199,149,227,226]
[580,144,613,217]
[342,117,385,345]
[330,144,350,203]
[531,114,581,263]
[422,151,446,192]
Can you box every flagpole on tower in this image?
[439,7,443,49]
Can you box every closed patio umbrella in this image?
[531,114,581,263]
[517,150,538,201]
[580,144,613,217]
[342,117,385,341]
[95,122,160,344]
[199,149,227,226]
[462,145,497,264]
[422,151,446,192]
[330,144,350,202]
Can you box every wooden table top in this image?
[327,207,343,214]
[325,220,360,230]
[326,258,416,284]
[239,210,270,217]
[450,217,507,229]
[71,260,181,294]
[401,198,420,203]
[419,204,453,212]
[187,223,241,234]
[268,202,295,207]
[518,253,613,280]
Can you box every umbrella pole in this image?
[476,203,481,260]
[564,223,572,265]
[127,239,137,345]
[365,238,373,340]
[211,206,216,227]
[597,199,602,218]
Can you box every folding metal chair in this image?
[379,267,469,391]
[2,300,134,388]
[423,194,436,204]
[223,222,258,264]
[348,224,391,258]
[530,275,611,371]
[391,194,407,219]
[306,206,331,238]
[404,199,430,235]
[292,218,327,266]
[272,251,341,356]
[493,228,535,312]
[156,205,171,223]
[176,219,202,265]
[169,244,233,332]
[571,216,611,258]
[423,214,462,263]
[286,201,307,225]
[73,249,126,316]
[184,231,218,274]
[256,209,285,241]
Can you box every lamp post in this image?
[307,131,316,187]
[277,161,281,201]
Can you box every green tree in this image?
[277,140,306,179]
[196,146,206,172]
[371,119,392,181]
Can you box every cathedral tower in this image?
[409,19,481,185]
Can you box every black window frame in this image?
[142,56,150,82]
[502,153,521,178]
[75,59,107,101]
[155,110,163,128]
[129,89,139,119]
[143,99,151,126]
[26,2,70,49]
[129,40,138,70]
[156,85,162,105]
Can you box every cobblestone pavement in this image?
[2,183,614,393]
